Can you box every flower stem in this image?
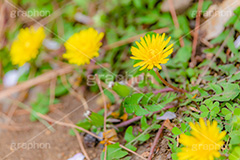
[154,69,186,93]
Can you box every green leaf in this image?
[171,153,179,160]
[124,93,143,113]
[219,64,237,76]
[233,115,240,131]
[172,127,182,135]
[203,46,227,63]
[200,105,209,118]
[172,28,183,38]
[101,143,128,160]
[221,108,232,120]
[144,104,164,112]
[204,99,213,107]
[186,68,196,78]
[198,88,208,96]
[69,129,76,136]
[209,101,219,110]
[211,83,240,101]
[125,144,137,151]
[124,126,136,143]
[226,103,234,111]
[30,94,59,121]
[187,1,212,19]
[112,82,132,97]
[156,13,173,27]
[208,83,222,94]
[75,119,92,133]
[160,93,177,105]
[230,130,240,145]
[124,93,149,116]
[200,105,208,112]
[210,30,230,44]
[140,93,154,105]
[141,116,149,131]
[122,156,131,160]
[234,108,240,116]
[133,0,142,8]
[234,19,240,32]
[227,37,239,55]
[138,133,150,142]
[124,126,149,144]
[178,16,191,36]
[137,10,160,24]
[174,46,192,64]
[234,6,240,15]
[120,0,131,6]
[225,15,238,26]
[135,106,149,116]
[211,105,220,117]
[89,112,104,127]
[229,72,240,82]
[104,89,115,104]
[125,93,143,106]
[181,123,187,131]
[229,146,240,160]
[55,84,69,97]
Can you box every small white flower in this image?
[108,81,114,88]
[68,153,85,160]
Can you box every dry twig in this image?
[0,123,30,131]
[95,74,108,160]
[10,99,147,160]
[7,91,28,121]
[0,65,74,100]
[0,63,110,100]
[54,109,90,160]
[148,121,166,160]
[167,0,184,47]
[61,75,89,110]
[196,28,234,85]
[49,78,56,105]
[154,69,186,93]
[190,0,204,67]
[102,28,169,50]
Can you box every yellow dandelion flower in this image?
[10,26,45,66]
[178,118,226,160]
[63,28,104,66]
[130,33,173,71]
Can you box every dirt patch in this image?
[0,93,102,160]
[132,130,172,160]
[0,92,172,160]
